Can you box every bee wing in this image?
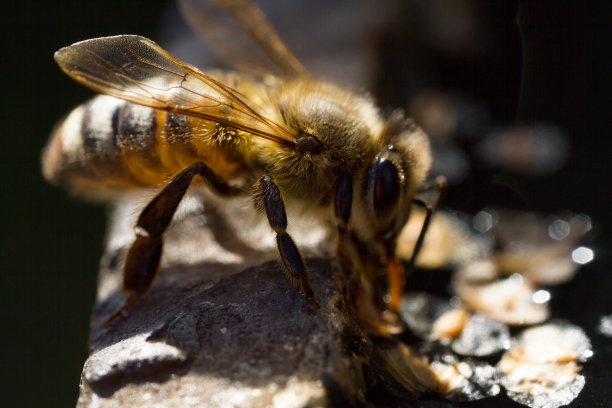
[54,35,297,147]
[177,0,306,77]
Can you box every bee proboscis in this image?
[42,0,441,332]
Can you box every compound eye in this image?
[373,157,401,219]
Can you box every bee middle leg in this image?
[258,175,316,306]
[104,162,241,326]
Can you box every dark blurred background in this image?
[0,0,610,407]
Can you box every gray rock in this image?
[76,196,413,407]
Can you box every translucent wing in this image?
[178,0,306,77]
[54,35,297,147]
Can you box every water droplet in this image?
[571,247,594,264]
[532,290,551,304]
[548,219,570,240]
[571,214,592,234]
[473,210,494,233]
[509,273,523,284]
[597,314,612,337]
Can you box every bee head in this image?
[332,112,432,313]
[351,112,432,248]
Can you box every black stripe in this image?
[165,112,191,143]
[111,101,121,140]
[111,101,122,156]
[116,103,157,152]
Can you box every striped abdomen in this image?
[42,95,245,199]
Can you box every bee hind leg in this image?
[258,175,316,307]
[103,162,242,327]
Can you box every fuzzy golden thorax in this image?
[248,77,386,210]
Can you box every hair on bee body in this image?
[43,0,440,332]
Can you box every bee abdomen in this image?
[42,95,183,199]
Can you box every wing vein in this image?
[56,35,297,148]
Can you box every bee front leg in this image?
[334,174,353,232]
[334,174,403,334]
[404,175,447,278]
[334,174,357,273]
[104,162,241,327]
[258,175,316,306]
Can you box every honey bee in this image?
[42,0,442,333]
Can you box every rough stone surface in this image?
[76,195,375,408]
[75,196,597,407]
